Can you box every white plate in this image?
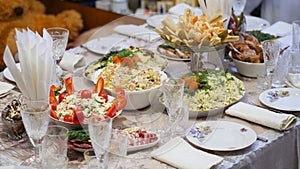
[0,82,14,96]
[186,121,257,151]
[158,51,191,61]
[127,135,160,153]
[84,34,127,55]
[147,14,179,28]
[3,63,20,82]
[245,15,270,31]
[259,88,300,111]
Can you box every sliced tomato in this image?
[99,92,108,102]
[73,110,84,124]
[105,102,117,118]
[114,87,125,96]
[93,77,104,95]
[80,89,92,99]
[64,114,74,123]
[65,77,74,95]
[132,54,141,62]
[120,57,135,68]
[113,56,121,64]
[114,95,127,111]
[50,109,58,119]
[58,93,68,103]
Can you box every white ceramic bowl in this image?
[104,71,168,110]
[233,58,265,78]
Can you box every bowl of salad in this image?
[92,61,168,110]
[49,77,126,130]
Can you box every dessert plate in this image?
[186,121,257,151]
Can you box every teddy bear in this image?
[0,0,84,71]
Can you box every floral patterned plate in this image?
[258,88,300,111]
[186,121,257,151]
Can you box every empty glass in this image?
[261,40,281,89]
[161,78,185,138]
[20,99,50,167]
[88,117,113,169]
[42,125,69,169]
[173,97,190,137]
[292,20,300,50]
[272,50,290,88]
[288,49,300,88]
[107,130,128,169]
[232,0,247,15]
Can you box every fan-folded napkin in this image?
[151,137,223,169]
[114,24,160,42]
[3,28,54,101]
[59,52,86,72]
[225,102,297,131]
[262,21,292,37]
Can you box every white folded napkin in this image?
[114,24,160,42]
[0,81,14,95]
[59,52,86,72]
[262,21,292,37]
[151,137,223,169]
[3,28,54,101]
[198,0,232,21]
[168,3,202,16]
[225,102,297,131]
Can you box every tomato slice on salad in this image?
[58,93,68,103]
[99,92,108,102]
[114,87,125,96]
[114,95,127,111]
[120,57,135,68]
[93,77,104,95]
[73,110,84,124]
[64,114,74,122]
[65,77,74,95]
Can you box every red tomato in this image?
[93,77,104,95]
[120,57,135,68]
[114,95,127,111]
[51,103,57,110]
[80,89,92,99]
[58,93,68,103]
[65,77,74,95]
[73,110,84,124]
[114,87,125,96]
[113,56,121,64]
[105,102,117,118]
[99,93,108,102]
[64,114,73,122]
[50,109,58,119]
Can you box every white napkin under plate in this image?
[151,137,223,169]
[225,102,297,131]
[114,24,160,42]
[262,21,292,37]
[59,52,86,72]
[0,81,14,96]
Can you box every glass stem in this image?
[35,143,41,164]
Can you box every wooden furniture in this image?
[40,0,145,31]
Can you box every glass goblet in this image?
[160,78,185,138]
[88,116,113,169]
[20,99,50,167]
[232,0,247,16]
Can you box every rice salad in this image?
[183,71,245,112]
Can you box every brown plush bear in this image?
[0,0,84,71]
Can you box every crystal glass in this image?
[47,27,69,86]
[20,99,50,167]
[161,78,185,138]
[288,49,300,88]
[261,40,281,89]
[232,0,247,15]
[42,125,69,169]
[88,116,113,169]
[107,130,128,169]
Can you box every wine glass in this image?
[160,78,185,138]
[88,116,113,169]
[20,99,50,167]
[232,0,247,16]
[46,27,69,86]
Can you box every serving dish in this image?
[186,121,257,151]
[84,47,168,81]
[182,71,245,117]
[259,88,300,111]
[233,58,265,78]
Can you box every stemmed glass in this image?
[46,27,69,86]
[232,0,247,15]
[160,78,185,138]
[88,116,113,169]
[20,99,50,167]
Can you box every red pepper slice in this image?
[114,95,127,111]
[65,77,74,95]
[114,87,125,96]
[113,55,121,64]
[93,77,104,95]
[105,102,117,118]
[50,109,58,119]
